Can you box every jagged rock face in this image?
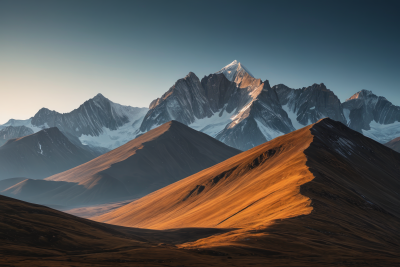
[342,90,400,137]
[275,83,346,129]
[217,82,295,150]
[0,126,34,147]
[140,73,213,132]
[32,94,133,136]
[201,73,236,112]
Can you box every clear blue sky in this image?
[0,0,399,123]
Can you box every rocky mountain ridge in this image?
[138,60,400,150]
[1,94,149,152]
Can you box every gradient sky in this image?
[1,0,399,124]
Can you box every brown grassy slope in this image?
[46,121,240,200]
[94,122,315,229]
[385,136,400,152]
[95,118,400,265]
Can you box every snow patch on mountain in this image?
[110,102,146,122]
[38,143,43,155]
[255,119,284,140]
[216,60,254,82]
[189,106,235,137]
[79,116,145,150]
[343,108,350,125]
[362,121,400,144]
[282,104,305,130]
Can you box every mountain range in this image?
[2,60,400,152]
[1,94,148,152]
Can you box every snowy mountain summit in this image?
[215,60,254,82]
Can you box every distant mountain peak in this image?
[184,72,198,80]
[216,60,254,82]
[346,89,376,101]
[92,93,108,102]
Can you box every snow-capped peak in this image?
[346,90,376,102]
[216,60,254,82]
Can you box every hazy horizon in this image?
[1,0,399,124]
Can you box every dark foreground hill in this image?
[95,118,400,266]
[0,195,239,267]
[1,176,131,208]
[5,121,240,207]
[0,128,96,180]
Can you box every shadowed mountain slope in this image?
[37,121,240,206]
[385,136,400,153]
[0,195,248,267]
[95,118,400,265]
[0,128,96,180]
[1,175,131,207]
[0,195,146,255]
